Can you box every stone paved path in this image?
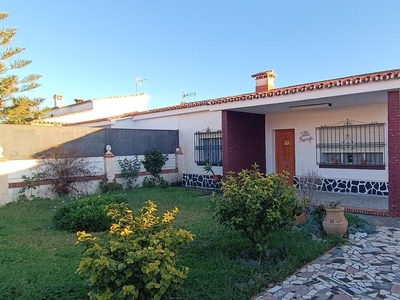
[254,227,400,300]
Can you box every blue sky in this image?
[3,1,400,110]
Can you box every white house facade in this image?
[39,68,400,216]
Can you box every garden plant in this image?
[211,164,303,254]
[0,187,370,300]
[118,156,141,189]
[141,149,169,187]
[76,200,194,300]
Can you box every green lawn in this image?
[0,187,342,300]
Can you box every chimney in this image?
[53,94,64,107]
[251,70,277,93]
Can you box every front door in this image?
[275,129,295,185]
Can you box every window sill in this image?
[318,164,385,170]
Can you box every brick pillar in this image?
[388,90,400,217]
[222,111,266,177]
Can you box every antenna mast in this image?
[182,91,196,100]
[135,77,147,93]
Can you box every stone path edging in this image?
[253,227,400,300]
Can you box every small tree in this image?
[141,149,169,187]
[211,164,303,251]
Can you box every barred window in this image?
[194,128,222,166]
[316,119,385,168]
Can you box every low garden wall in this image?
[0,148,178,205]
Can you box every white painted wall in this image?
[114,110,223,176]
[113,154,178,187]
[3,153,178,205]
[265,102,388,181]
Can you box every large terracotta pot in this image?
[293,212,307,226]
[322,207,348,235]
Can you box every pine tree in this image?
[0,12,47,124]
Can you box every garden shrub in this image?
[142,149,168,177]
[99,179,124,194]
[118,156,141,189]
[211,164,303,249]
[142,176,170,188]
[76,200,194,300]
[141,149,170,188]
[53,195,127,232]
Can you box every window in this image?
[194,128,222,166]
[316,119,385,168]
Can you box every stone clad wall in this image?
[182,174,221,190]
[294,176,388,196]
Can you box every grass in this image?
[0,187,345,300]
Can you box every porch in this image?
[305,190,389,216]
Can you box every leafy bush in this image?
[76,200,194,300]
[142,149,168,177]
[211,164,303,249]
[141,149,169,188]
[142,176,170,188]
[118,156,141,189]
[99,179,124,194]
[53,195,127,232]
[345,213,376,234]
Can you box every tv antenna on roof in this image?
[182,91,196,100]
[135,77,147,93]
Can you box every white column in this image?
[0,146,9,205]
[104,145,115,182]
[175,146,184,183]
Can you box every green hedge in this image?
[53,195,128,232]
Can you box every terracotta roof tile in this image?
[37,68,400,127]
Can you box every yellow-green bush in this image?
[76,201,194,300]
[211,164,302,249]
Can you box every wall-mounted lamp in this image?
[289,103,332,111]
[175,146,183,155]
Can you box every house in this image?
[36,68,400,216]
[33,93,150,125]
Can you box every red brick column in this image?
[222,111,266,177]
[388,90,400,217]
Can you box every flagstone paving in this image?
[254,226,400,300]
